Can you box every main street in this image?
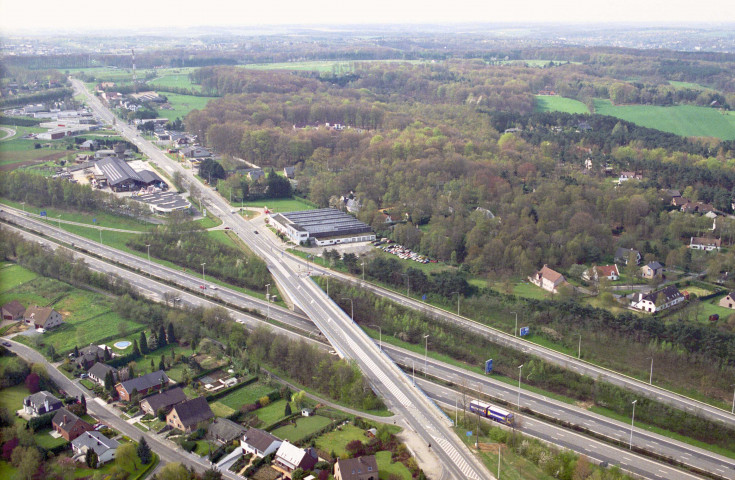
[71,78,492,480]
[4,216,733,479]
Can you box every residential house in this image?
[2,300,26,321]
[53,408,93,441]
[79,140,98,151]
[689,237,721,252]
[72,430,119,466]
[179,146,211,160]
[283,166,295,179]
[166,397,214,433]
[207,418,247,444]
[241,428,282,458]
[115,370,169,402]
[529,265,567,293]
[23,391,63,416]
[247,169,265,182]
[640,262,664,279]
[87,363,117,386]
[274,441,318,475]
[719,292,735,309]
[614,247,641,265]
[334,455,379,480]
[618,171,642,183]
[23,306,63,330]
[75,345,107,370]
[140,387,187,416]
[681,201,714,214]
[631,286,686,313]
[582,265,620,282]
[671,197,689,208]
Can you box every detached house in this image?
[274,441,318,475]
[75,345,107,370]
[582,265,620,282]
[335,455,379,480]
[615,247,641,265]
[23,306,63,330]
[719,292,735,310]
[689,237,721,252]
[140,387,187,416]
[640,262,663,279]
[2,300,26,321]
[166,397,214,433]
[72,431,119,466]
[53,408,93,441]
[241,428,282,458]
[87,363,117,386]
[115,370,169,402]
[529,265,567,293]
[631,286,686,313]
[23,391,63,416]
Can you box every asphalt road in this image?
[4,216,732,479]
[67,78,494,480]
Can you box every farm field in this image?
[148,73,203,92]
[593,99,735,140]
[239,196,316,213]
[0,126,70,169]
[534,95,589,114]
[218,382,276,409]
[315,425,367,457]
[270,415,332,443]
[155,93,211,121]
[0,262,38,292]
[240,59,423,73]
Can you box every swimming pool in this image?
[113,340,132,349]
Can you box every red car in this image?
[199,285,206,289]
[224,227,230,230]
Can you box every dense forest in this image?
[185,63,735,280]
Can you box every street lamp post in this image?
[731,384,735,415]
[201,262,206,281]
[145,244,151,276]
[361,261,365,281]
[511,311,518,337]
[630,400,637,449]
[517,364,524,411]
[400,273,410,297]
[57,215,61,228]
[265,283,270,319]
[451,291,460,316]
[423,334,430,377]
[341,298,354,322]
[648,357,653,384]
[370,324,382,351]
[578,333,582,359]
[325,274,330,296]
[21,202,25,213]
[412,359,415,386]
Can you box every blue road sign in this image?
[422,294,426,301]
[466,431,472,437]
[520,327,530,337]
[485,359,493,374]
[93,218,97,223]
[40,211,47,217]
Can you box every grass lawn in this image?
[0,262,38,292]
[0,126,71,168]
[209,402,236,418]
[0,197,154,231]
[593,99,735,140]
[315,425,367,457]
[0,384,31,421]
[506,282,553,301]
[680,298,733,324]
[80,379,96,390]
[219,383,276,409]
[236,196,316,213]
[135,344,195,376]
[0,461,17,478]
[375,451,412,480]
[534,96,589,114]
[255,399,291,426]
[194,440,215,456]
[271,415,332,443]
[149,73,203,92]
[155,93,212,121]
[34,428,69,449]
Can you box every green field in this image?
[240,196,316,213]
[270,415,332,443]
[375,451,412,480]
[315,425,367,457]
[218,382,276,409]
[534,95,589,114]
[0,126,71,168]
[254,399,291,426]
[35,428,69,449]
[0,262,38,292]
[155,93,212,121]
[669,81,714,91]
[0,384,31,422]
[149,73,202,92]
[594,99,735,140]
[240,60,422,73]
[0,461,17,478]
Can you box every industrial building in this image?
[130,191,191,214]
[270,208,375,246]
[94,157,164,192]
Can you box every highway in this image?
[4,214,733,480]
[71,78,492,480]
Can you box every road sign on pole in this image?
[520,327,530,337]
[40,211,47,217]
[485,359,493,374]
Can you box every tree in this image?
[74,345,80,358]
[132,339,141,357]
[24,373,40,394]
[199,159,226,183]
[158,325,168,347]
[167,323,176,344]
[115,442,138,471]
[80,395,87,415]
[10,446,42,480]
[202,469,222,480]
[157,462,191,480]
[284,402,292,417]
[104,370,114,392]
[137,436,152,465]
[85,448,98,468]
[159,357,166,371]
[157,408,167,422]
[139,332,148,354]
[104,346,111,361]
[291,468,306,480]
[291,390,306,408]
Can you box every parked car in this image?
[79,373,88,379]
[209,285,218,290]
[199,285,206,289]
[36,328,46,334]
[2,342,11,347]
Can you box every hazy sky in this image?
[2,0,734,33]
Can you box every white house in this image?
[689,237,721,252]
[719,292,735,310]
[241,428,282,458]
[529,265,567,293]
[23,306,63,330]
[72,431,120,466]
[23,391,63,416]
[274,441,318,474]
[631,286,686,313]
[582,265,620,282]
